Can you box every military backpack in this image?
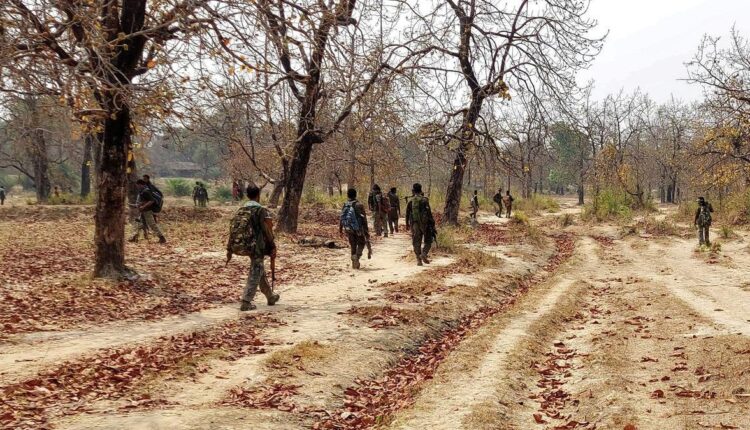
[340,201,363,234]
[227,205,263,258]
[697,204,712,227]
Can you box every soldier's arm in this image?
[694,209,700,224]
[405,200,412,226]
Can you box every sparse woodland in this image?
[2,2,750,430]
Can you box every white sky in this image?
[580,0,750,102]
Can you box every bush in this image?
[46,193,95,205]
[302,187,347,209]
[509,211,529,226]
[435,226,458,253]
[558,213,575,228]
[720,224,735,239]
[636,216,678,236]
[165,178,192,197]
[214,185,233,202]
[514,195,560,214]
[581,189,632,222]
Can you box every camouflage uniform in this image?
[694,199,714,246]
[341,199,370,268]
[387,190,401,233]
[369,189,389,237]
[502,192,514,218]
[133,187,164,242]
[406,193,435,265]
[242,201,279,306]
[492,191,502,217]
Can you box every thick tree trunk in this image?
[81,135,93,198]
[93,107,131,278]
[26,98,51,203]
[30,129,51,203]
[443,146,467,225]
[577,185,584,205]
[277,137,315,233]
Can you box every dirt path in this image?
[51,232,453,429]
[385,238,599,430]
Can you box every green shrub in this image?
[515,195,560,214]
[509,210,529,226]
[213,186,233,202]
[165,178,192,197]
[45,193,96,205]
[435,226,458,253]
[581,189,632,222]
[302,187,347,209]
[720,224,735,239]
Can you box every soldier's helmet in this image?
[373,184,381,192]
[412,183,422,194]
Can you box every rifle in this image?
[270,252,276,288]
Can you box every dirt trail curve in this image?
[0,233,450,385]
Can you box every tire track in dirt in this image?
[382,238,591,430]
[624,237,750,336]
[500,233,750,430]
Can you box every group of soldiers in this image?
[193,182,210,207]
[340,183,436,269]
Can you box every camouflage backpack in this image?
[697,204,712,227]
[410,195,427,227]
[227,205,262,258]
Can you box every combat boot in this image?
[158,236,167,244]
[421,254,431,264]
[240,301,256,311]
[416,255,423,266]
[267,293,280,306]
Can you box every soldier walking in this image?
[134,179,166,243]
[193,182,202,206]
[340,188,370,269]
[502,190,514,218]
[470,189,479,222]
[406,183,436,266]
[694,196,714,246]
[387,187,401,234]
[492,188,503,217]
[228,185,280,311]
[368,184,389,237]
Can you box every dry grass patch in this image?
[266,340,333,370]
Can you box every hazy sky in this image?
[580,0,750,102]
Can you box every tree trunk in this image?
[269,181,284,207]
[81,135,93,198]
[443,145,467,225]
[277,136,315,233]
[30,128,51,203]
[26,97,51,203]
[577,185,584,205]
[93,106,131,278]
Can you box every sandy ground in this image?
[3,197,750,430]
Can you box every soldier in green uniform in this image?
[694,196,714,246]
[405,183,435,266]
[339,188,370,269]
[135,179,166,244]
[238,185,280,311]
[470,189,479,223]
[368,184,389,237]
[387,187,401,234]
